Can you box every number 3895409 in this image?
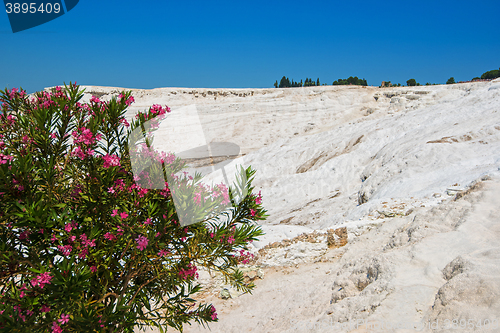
[5,3,61,14]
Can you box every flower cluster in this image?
[118,93,135,106]
[211,183,230,205]
[135,235,148,251]
[210,305,217,320]
[51,313,70,333]
[30,272,53,289]
[72,127,102,146]
[255,191,262,204]
[235,249,255,265]
[134,103,170,122]
[102,154,121,168]
[178,263,198,280]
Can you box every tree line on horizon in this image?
[274,76,367,88]
[274,77,320,88]
[386,66,500,87]
[274,66,499,89]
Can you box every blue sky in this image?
[1,0,499,93]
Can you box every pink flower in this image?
[58,313,70,325]
[255,191,262,204]
[0,153,14,164]
[31,272,53,289]
[51,321,62,333]
[79,234,96,248]
[50,133,57,139]
[158,249,169,257]
[102,154,120,168]
[104,232,116,241]
[135,235,148,251]
[90,266,97,273]
[72,146,86,160]
[72,127,101,146]
[120,212,128,219]
[19,230,30,240]
[78,247,89,259]
[210,305,217,320]
[250,209,256,217]
[138,188,148,198]
[194,192,202,205]
[111,209,118,217]
[227,236,235,244]
[178,263,198,280]
[108,187,115,194]
[119,117,129,127]
[64,223,73,232]
[20,291,25,298]
[57,244,72,256]
[144,218,152,226]
[38,272,53,285]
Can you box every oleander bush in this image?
[0,83,266,332]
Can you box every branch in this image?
[97,292,119,304]
[127,274,160,307]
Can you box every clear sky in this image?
[1,0,499,93]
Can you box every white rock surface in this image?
[74,79,500,332]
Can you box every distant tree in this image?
[472,77,481,81]
[317,78,320,86]
[406,78,417,86]
[480,68,500,80]
[446,77,455,84]
[300,79,303,87]
[397,83,401,87]
[274,80,278,88]
[332,77,367,86]
[279,76,291,88]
